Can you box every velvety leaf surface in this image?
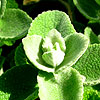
[73,0,100,20]
[83,86,100,100]
[38,67,85,100]
[28,10,76,38]
[0,9,32,40]
[73,44,100,85]
[84,27,99,44]
[22,35,54,72]
[0,64,38,100]
[0,0,6,18]
[15,43,29,66]
[55,33,89,72]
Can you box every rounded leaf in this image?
[0,9,32,40]
[73,0,100,20]
[38,67,85,100]
[28,10,76,38]
[73,44,100,85]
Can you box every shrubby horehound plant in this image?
[0,0,100,100]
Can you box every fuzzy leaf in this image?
[0,0,6,18]
[28,10,76,38]
[0,9,32,40]
[42,29,66,52]
[37,67,85,100]
[42,29,66,67]
[84,27,99,44]
[73,0,100,20]
[0,64,38,100]
[42,48,65,67]
[22,35,54,72]
[55,33,89,73]
[83,86,100,100]
[73,44,100,85]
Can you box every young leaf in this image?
[42,29,66,67]
[73,44,100,85]
[37,67,85,100]
[22,35,54,72]
[28,10,76,38]
[0,9,32,40]
[55,33,89,73]
[84,27,99,44]
[73,0,100,20]
[0,64,38,100]
[15,43,30,66]
[0,0,6,18]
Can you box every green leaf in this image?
[84,27,99,44]
[15,43,30,66]
[73,44,100,85]
[0,0,6,18]
[0,64,38,100]
[95,0,100,5]
[0,9,32,40]
[28,10,76,38]
[4,49,16,68]
[37,67,85,100]
[0,48,2,55]
[0,56,5,69]
[42,29,66,52]
[42,29,66,67]
[0,39,15,47]
[0,56,5,76]
[22,35,54,72]
[42,47,65,67]
[24,89,38,100]
[73,0,100,20]
[83,86,100,100]
[6,0,18,8]
[55,33,89,73]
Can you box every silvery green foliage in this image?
[22,10,89,100]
